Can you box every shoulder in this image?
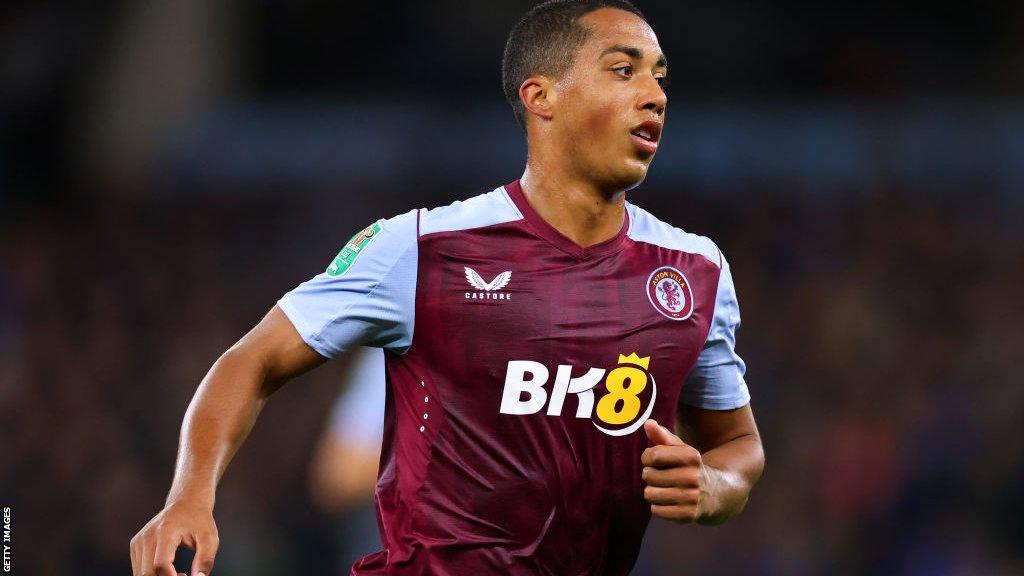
[357,207,419,255]
[418,185,524,237]
[370,184,524,246]
[625,201,722,268]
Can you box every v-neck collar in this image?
[503,179,631,260]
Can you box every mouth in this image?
[629,120,663,155]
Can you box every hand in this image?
[640,419,710,524]
[130,500,219,576]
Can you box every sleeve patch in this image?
[327,221,383,277]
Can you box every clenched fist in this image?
[640,419,710,524]
[129,500,219,576]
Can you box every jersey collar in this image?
[504,179,631,260]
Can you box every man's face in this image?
[549,8,668,191]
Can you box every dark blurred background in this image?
[2,1,1022,574]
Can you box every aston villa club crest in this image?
[646,266,694,320]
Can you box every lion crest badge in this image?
[646,266,694,320]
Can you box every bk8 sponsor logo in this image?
[499,353,656,436]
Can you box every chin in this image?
[615,159,651,191]
[587,153,651,193]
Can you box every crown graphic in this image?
[617,353,651,369]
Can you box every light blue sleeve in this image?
[277,209,418,358]
[679,253,751,410]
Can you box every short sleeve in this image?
[679,252,750,410]
[277,209,418,358]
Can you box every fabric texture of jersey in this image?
[278,180,749,575]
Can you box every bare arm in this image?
[131,305,326,576]
[169,305,326,506]
[309,433,382,512]
[677,403,764,525]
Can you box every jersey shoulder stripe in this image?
[418,186,524,237]
[625,202,721,267]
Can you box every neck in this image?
[518,160,626,248]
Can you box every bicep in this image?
[229,305,329,393]
[676,402,759,454]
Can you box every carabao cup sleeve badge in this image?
[646,266,694,320]
[326,221,382,277]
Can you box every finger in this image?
[152,527,182,576]
[643,419,685,447]
[643,485,685,506]
[641,445,700,468]
[642,446,685,467]
[642,466,700,488]
[191,530,220,576]
[651,503,698,524]
[140,533,155,576]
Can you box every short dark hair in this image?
[501,0,646,132]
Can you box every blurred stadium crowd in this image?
[4,179,1022,575]
[2,1,1022,575]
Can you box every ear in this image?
[519,75,556,125]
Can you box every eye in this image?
[613,65,634,78]
[656,75,671,89]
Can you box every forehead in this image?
[578,8,661,56]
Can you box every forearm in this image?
[132,308,325,576]
[165,348,272,508]
[696,433,764,525]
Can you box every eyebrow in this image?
[599,44,668,69]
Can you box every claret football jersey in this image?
[278,179,749,576]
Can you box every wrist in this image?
[695,463,724,525]
[166,485,216,510]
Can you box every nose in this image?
[638,76,667,115]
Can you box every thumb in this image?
[643,419,685,446]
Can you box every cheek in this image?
[571,87,628,142]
